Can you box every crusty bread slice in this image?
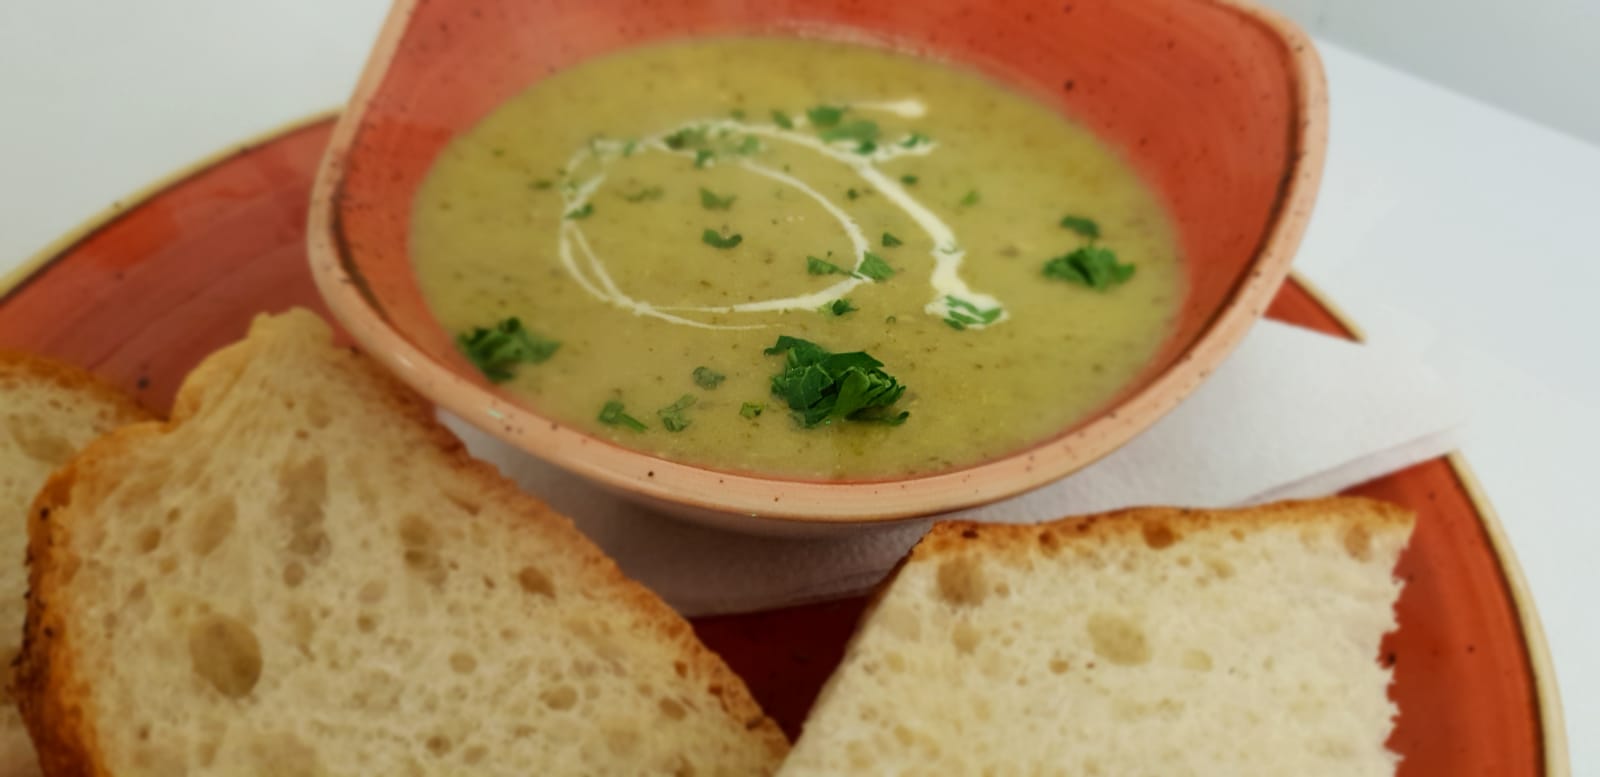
[0,352,151,777]
[18,309,787,777]
[778,499,1414,777]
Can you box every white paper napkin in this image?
[442,319,1465,616]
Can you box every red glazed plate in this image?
[307,0,1329,524]
[0,115,1569,775]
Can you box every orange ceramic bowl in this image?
[308,0,1327,529]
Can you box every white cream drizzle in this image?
[554,98,1006,330]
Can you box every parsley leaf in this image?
[621,140,638,157]
[702,229,743,249]
[531,179,554,190]
[456,318,560,382]
[763,336,909,428]
[806,105,846,128]
[881,232,903,248]
[900,132,930,148]
[807,256,846,275]
[771,110,794,129]
[699,187,737,210]
[942,296,1004,330]
[735,135,761,155]
[564,203,594,220]
[693,149,715,168]
[857,252,895,281]
[664,126,708,150]
[1059,215,1101,239]
[621,186,664,203]
[820,120,879,152]
[822,298,857,316]
[740,401,764,419]
[959,189,981,207]
[657,394,696,432]
[846,188,860,200]
[692,366,725,389]
[1043,245,1136,290]
[900,174,919,185]
[598,400,647,432]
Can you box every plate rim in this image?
[0,109,1569,776]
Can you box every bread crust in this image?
[16,311,787,774]
[0,351,150,423]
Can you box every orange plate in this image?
[0,117,1566,774]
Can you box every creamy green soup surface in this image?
[412,37,1182,480]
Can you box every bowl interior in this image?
[318,0,1319,520]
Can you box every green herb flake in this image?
[1059,215,1101,240]
[959,189,981,207]
[693,149,715,168]
[881,232,903,248]
[819,120,880,152]
[621,186,664,203]
[806,105,846,128]
[702,229,743,249]
[531,179,554,190]
[564,203,594,220]
[807,256,846,276]
[735,135,761,155]
[740,401,764,419]
[1043,245,1136,290]
[692,366,726,389]
[621,140,639,157]
[598,400,647,432]
[942,296,1004,330]
[763,335,909,428]
[822,298,857,316]
[664,126,707,150]
[456,318,560,383]
[857,252,895,281]
[771,110,794,130]
[899,174,919,185]
[699,187,737,210]
[657,394,697,432]
[846,188,860,201]
[899,132,930,148]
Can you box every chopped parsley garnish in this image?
[657,394,696,432]
[900,132,930,148]
[807,256,846,275]
[857,252,895,281]
[693,149,715,168]
[763,336,909,428]
[736,135,761,155]
[819,120,879,153]
[959,189,981,207]
[1059,215,1101,240]
[846,188,860,200]
[771,110,794,130]
[598,400,647,432]
[692,366,725,389]
[664,126,708,150]
[822,298,857,316]
[881,232,903,248]
[806,105,846,128]
[740,402,764,419]
[621,140,638,157]
[942,296,1004,330]
[456,318,560,383]
[564,203,594,220]
[531,179,554,190]
[702,229,743,249]
[621,186,664,203]
[1043,245,1136,290]
[699,187,737,210]
[899,174,919,185]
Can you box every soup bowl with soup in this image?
[309,0,1326,532]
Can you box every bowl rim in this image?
[307,0,1329,524]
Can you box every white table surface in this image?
[2,2,1594,769]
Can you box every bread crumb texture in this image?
[0,351,150,777]
[17,311,785,776]
[778,500,1415,776]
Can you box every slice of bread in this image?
[778,499,1414,777]
[0,352,151,777]
[17,310,787,777]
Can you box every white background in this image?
[1,1,1595,771]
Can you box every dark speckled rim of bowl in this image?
[308,0,1328,526]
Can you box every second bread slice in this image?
[19,310,787,776]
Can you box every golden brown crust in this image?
[913,497,1416,561]
[15,311,787,773]
[0,350,151,424]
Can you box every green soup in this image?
[412,37,1182,480]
